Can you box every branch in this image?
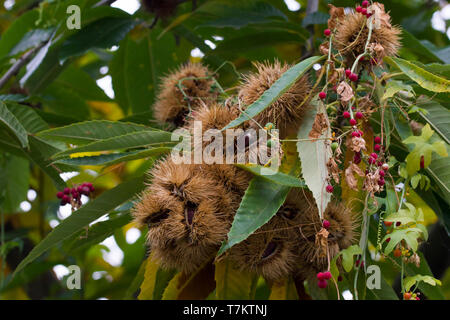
[0,44,43,91]
[92,0,115,8]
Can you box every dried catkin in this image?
[154,63,218,127]
[133,157,238,273]
[332,3,401,65]
[238,60,312,138]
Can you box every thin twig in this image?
[93,0,115,7]
[0,44,44,90]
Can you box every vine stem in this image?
[1,207,4,288]
[347,17,374,117]
[353,192,370,300]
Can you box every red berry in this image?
[374,136,381,144]
[355,259,360,267]
[86,182,94,192]
[318,279,328,289]
[366,12,372,18]
[374,144,381,152]
[349,118,357,126]
[361,8,367,15]
[72,191,79,199]
[349,73,358,82]
[378,178,385,186]
[56,191,64,199]
[384,221,393,227]
[63,187,71,195]
[355,112,363,119]
[343,111,351,119]
[382,163,389,171]
[77,185,83,193]
[362,0,369,8]
[62,195,70,203]
[317,272,325,281]
[351,131,360,137]
[356,6,363,13]
[323,220,331,229]
[370,153,378,159]
[324,29,331,36]
[368,157,376,165]
[319,91,326,100]
[323,271,332,280]
[379,170,385,177]
[386,237,391,243]
[326,185,334,193]
[345,69,352,77]
[396,221,401,227]
[420,155,425,169]
[81,186,90,195]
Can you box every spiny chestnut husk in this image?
[332,3,401,65]
[238,60,312,139]
[228,215,299,282]
[184,103,265,195]
[294,197,360,279]
[133,157,239,273]
[228,189,316,281]
[154,63,218,128]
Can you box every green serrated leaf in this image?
[222,55,324,130]
[12,176,146,276]
[217,177,290,256]
[235,164,306,188]
[38,120,157,145]
[52,130,174,159]
[0,101,29,148]
[385,57,450,93]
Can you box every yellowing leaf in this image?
[215,258,256,299]
[138,254,158,300]
[403,124,448,175]
[406,189,438,226]
[385,57,450,93]
[268,277,298,300]
[162,261,215,300]
[88,101,124,121]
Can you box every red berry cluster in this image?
[355,1,372,18]
[368,136,389,187]
[345,68,358,83]
[355,257,365,268]
[317,271,332,289]
[343,109,363,127]
[56,182,95,207]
